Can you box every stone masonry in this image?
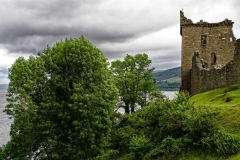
[180,11,240,95]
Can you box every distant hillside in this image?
[0,84,8,90]
[152,66,181,91]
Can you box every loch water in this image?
[0,90,12,147]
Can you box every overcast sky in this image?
[0,0,240,84]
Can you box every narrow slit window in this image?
[211,53,217,65]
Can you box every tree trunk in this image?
[125,102,130,114]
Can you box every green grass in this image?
[227,153,240,160]
[189,84,240,107]
[179,153,225,160]
[189,83,240,159]
[189,84,240,135]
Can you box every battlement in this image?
[180,11,234,35]
[180,11,193,25]
[180,11,193,35]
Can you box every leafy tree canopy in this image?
[2,37,118,159]
[111,53,163,114]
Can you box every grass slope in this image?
[189,84,240,107]
[189,84,240,134]
[189,84,240,160]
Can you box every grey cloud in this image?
[101,50,126,60]
[15,0,100,21]
[101,46,177,61]
[0,68,8,75]
[0,0,239,77]
[0,75,7,79]
[152,54,181,63]
[0,0,178,56]
[152,61,180,70]
[0,68,8,79]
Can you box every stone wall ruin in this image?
[180,11,240,95]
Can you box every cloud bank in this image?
[0,0,240,83]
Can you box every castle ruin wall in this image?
[180,11,238,95]
[191,39,240,95]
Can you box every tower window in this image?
[201,35,207,46]
[211,53,217,65]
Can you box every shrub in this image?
[159,136,182,155]
[129,135,151,159]
[94,150,119,160]
[212,131,240,155]
[112,92,240,159]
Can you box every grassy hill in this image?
[189,83,240,160]
[152,66,181,91]
[190,84,240,107]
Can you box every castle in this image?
[180,11,240,95]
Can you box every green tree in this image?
[111,53,160,114]
[3,37,118,159]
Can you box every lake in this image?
[0,90,12,147]
[0,90,176,147]
[162,91,177,100]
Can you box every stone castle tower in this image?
[180,11,240,95]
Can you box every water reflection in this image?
[162,91,177,100]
